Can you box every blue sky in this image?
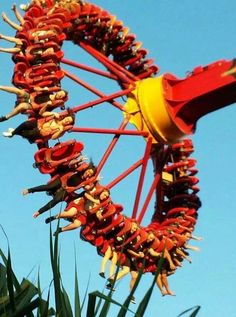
[0,1,236,316]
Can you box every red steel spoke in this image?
[137,147,170,224]
[79,41,138,84]
[72,87,133,113]
[107,159,143,189]
[61,58,118,80]
[71,126,148,136]
[132,137,153,219]
[63,68,125,111]
[96,117,130,174]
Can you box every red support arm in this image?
[163,59,236,134]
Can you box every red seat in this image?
[123,49,148,67]
[25,42,64,64]
[78,3,93,17]
[12,72,30,90]
[97,214,124,235]
[22,15,36,30]
[25,5,44,18]
[101,203,123,219]
[34,139,84,174]
[25,69,64,87]
[24,62,59,79]
[129,58,154,71]
[28,27,66,45]
[12,53,29,64]
[29,90,67,113]
[67,3,82,20]
[12,62,30,89]
[14,62,28,74]
[49,7,72,22]
[166,207,189,217]
[15,31,31,44]
[97,10,110,23]
[136,65,159,79]
[169,233,187,248]
[33,17,64,30]
[48,12,71,23]
[25,41,61,56]
[155,237,175,252]
[41,50,64,63]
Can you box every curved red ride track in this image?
[6,0,202,294]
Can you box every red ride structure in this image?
[1,0,236,297]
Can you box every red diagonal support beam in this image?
[71,126,148,137]
[137,146,170,224]
[71,87,133,113]
[61,58,118,80]
[62,68,125,111]
[132,137,152,219]
[79,41,138,84]
[96,118,129,174]
[107,159,143,189]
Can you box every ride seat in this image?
[34,139,84,174]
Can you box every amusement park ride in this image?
[0,0,236,299]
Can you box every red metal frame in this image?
[62,46,159,224]
[9,0,236,288]
[61,32,236,229]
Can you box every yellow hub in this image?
[124,76,186,144]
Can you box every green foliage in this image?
[0,248,55,317]
[177,306,201,317]
[0,231,201,317]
